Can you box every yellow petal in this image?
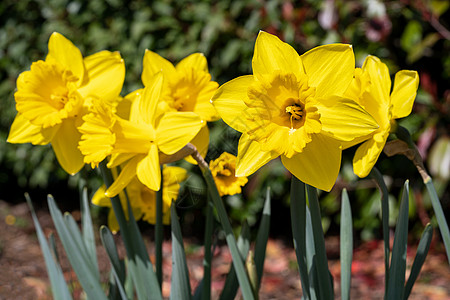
[142,49,176,86]
[140,72,163,126]
[176,53,208,72]
[137,144,161,191]
[91,185,112,207]
[317,96,379,142]
[361,56,391,107]
[211,75,254,133]
[252,31,305,81]
[281,134,342,191]
[390,70,419,119]
[185,125,210,165]
[78,51,125,102]
[235,133,278,176]
[7,113,54,145]
[192,81,220,122]
[156,112,202,155]
[46,32,85,86]
[301,44,354,98]
[107,153,135,168]
[106,155,142,197]
[51,118,84,175]
[352,132,388,178]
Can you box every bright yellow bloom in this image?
[210,152,248,196]
[212,31,379,191]
[79,73,202,195]
[343,56,419,177]
[92,166,187,232]
[142,51,219,162]
[7,32,125,174]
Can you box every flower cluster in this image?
[8,31,418,224]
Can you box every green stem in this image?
[369,167,390,295]
[200,166,255,300]
[202,195,214,300]
[306,184,334,300]
[289,176,311,300]
[155,167,163,288]
[99,161,133,256]
[425,179,450,264]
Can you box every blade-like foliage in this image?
[47,196,108,300]
[340,189,353,300]
[387,181,410,300]
[26,194,73,300]
[170,203,192,300]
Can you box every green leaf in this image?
[254,187,271,290]
[305,207,317,300]
[47,196,108,300]
[306,184,334,299]
[220,221,251,300]
[128,255,162,300]
[26,194,73,300]
[340,189,353,300]
[370,167,390,294]
[170,203,192,300]
[290,176,311,300]
[402,223,433,299]
[387,181,410,300]
[99,226,127,300]
[81,187,99,279]
[425,179,450,264]
[201,197,215,300]
[201,167,255,300]
[99,162,162,299]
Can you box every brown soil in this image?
[0,200,449,300]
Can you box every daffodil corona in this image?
[343,56,419,177]
[212,31,379,191]
[210,152,248,196]
[7,32,125,174]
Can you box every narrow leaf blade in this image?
[387,181,410,300]
[340,189,353,300]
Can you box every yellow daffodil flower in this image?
[79,73,202,195]
[92,166,187,232]
[212,31,379,191]
[142,51,219,162]
[7,32,125,174]
[210,152,248,196]
[343,55,419,177]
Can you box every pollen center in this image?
[283,99,305,130]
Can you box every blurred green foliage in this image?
[0,0,448,240]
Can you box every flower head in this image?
[7,32,125,174]
[212,31,379,191]
[142,51,219,162]
[210,152,248,196]
[79,73,202,195]
[92,166,187,232]
[343,56,419,177]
